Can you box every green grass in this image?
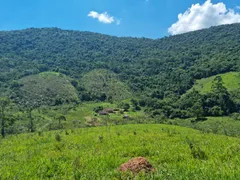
[66,102,115,121]
[171,116,240,137]
[65,102,146,127]
[81,69,132,101]
[18,71,79,103]
[1,124,240,179]
[191,72,240,94]
[7,101,146,133]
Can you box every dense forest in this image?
[1,23,240,94]
[1,23,240,135]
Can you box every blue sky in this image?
[0,0,239,38]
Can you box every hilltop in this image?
[0,23,240,97]
[12,72,79,106]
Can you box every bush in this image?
[55,134,62,142]
[118,102,130,111]
[93,106,103,113]
[186,137,208,160]
[231,113,240,121]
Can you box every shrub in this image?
[93,106,103,113]
[55,134,62,142]
[186,137,208,160]
[231,113,240,121]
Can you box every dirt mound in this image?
[119,157,155,174]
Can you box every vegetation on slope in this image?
[191,72,240,94]
[141,75,240,119]
[12,72,79,106]
[0,23,240,98]
[80,69,132,101]
[1,24,240,136]
[1,20,240,180]
[1,124,240,179]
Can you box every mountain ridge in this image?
[0,23,240,109]
[2,22,240,39]
[0,23,240,136]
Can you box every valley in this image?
[1,23,240,179]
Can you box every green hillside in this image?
[1,24,240,135]
[191,72,240,94]
[1,23,240,98]
[81,69,132,101]
[1,124,240,179]
[14,72,79,106]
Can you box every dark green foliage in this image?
[55,133,61,142]
[118,102,130,111]
[56,115,66,129]
[0,24,240,120]
[27,109,34,133]
[231,113,240,121]
[131,99,141,111]
[98,136,104,142]
[38,131,44,137]
[93,106,104,113]
[202,76,236,116]
[0,98,10,138]
[145,75,238,119]
[0,24,239,98]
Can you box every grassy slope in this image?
[177,72,240,137]
[19,71,79,103]
[171,116,240,137]
[1,124,240,179]
[191,72,240,94]
[81,69,132,101]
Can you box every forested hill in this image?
[1,23,240,97]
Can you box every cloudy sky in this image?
[0,0,240,38]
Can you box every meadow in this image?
[1,124,240,179]
[190,72,240,94]
[171,116,240,137]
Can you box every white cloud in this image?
[168,0,240,35]
[88,11,115,24]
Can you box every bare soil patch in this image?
[119,157,155,174]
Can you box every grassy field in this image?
[10,101,146,133]
[170,116,240,137]
[1,124,240,179]
[66,102,145,121]
[190,72,240,94]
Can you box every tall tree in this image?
[0,98,10,138]
[15,89,43,132]
[209,76,235,115]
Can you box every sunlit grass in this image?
[191,72,240,94]
[1,124,240,179]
